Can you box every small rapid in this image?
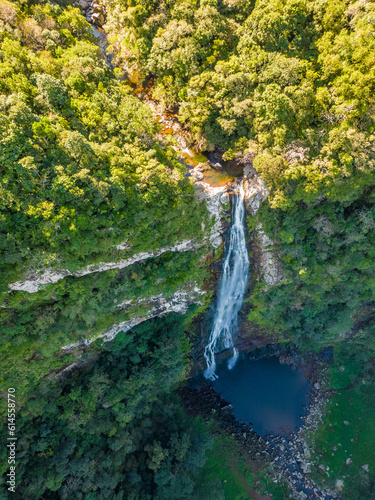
[204,181,249,380]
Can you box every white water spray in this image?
[204,181,249,380]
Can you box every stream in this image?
[87,8,312,435]
[86,4,236,187]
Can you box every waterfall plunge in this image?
[204,181,249,381]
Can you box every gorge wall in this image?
[190,163,286,373]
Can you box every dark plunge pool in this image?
[212,356,311,437]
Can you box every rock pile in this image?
[177,384,267,459]
[80,0,106,26]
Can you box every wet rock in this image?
[92,2,104,13]
[191,169,204,181]
[211,235,223,248]
[296,491,308,500]
[193,178,229,249]
[279,352,303,368]
[221,403,233,412]
[301,462,311,474]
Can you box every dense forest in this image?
[0,0,210,399]
[103,0,375,348]
[0,1,212,497]
[2,0,375,497]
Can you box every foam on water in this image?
[204,181,249,380]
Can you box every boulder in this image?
[301,462,311,474]
[191,169,204,181]
[79,0,89,10]
[92,11,105,26]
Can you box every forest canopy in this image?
[0,0,208,292]
[2,0,375,498]
[102,0,375,347]
[0,2,212,497]
[104,0,375,208]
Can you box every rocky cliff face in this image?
[192,167,229,249]
[243,164,285,287]
[255,228,285,287]
[190,164,286,373]
[76,0,283,369]
[63,283,205,349]
[243,164,269,216]
[8,239,201,294]
[8,169,230,294]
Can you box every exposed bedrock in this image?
[190,164,286,374]
[62,284,205,349]
[7,240,200,294]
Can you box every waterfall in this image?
[204,181,249,380]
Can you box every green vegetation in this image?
[0,314,212,499]
[308,330,375,497]
[0,1,216,497]
[2,0,375,497]
[0,0,208,292]
[103,0,375,348]
[195,420,290,499]
[1,248,207,404]
[103,0,375,495]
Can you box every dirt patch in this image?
[231,458,272,500]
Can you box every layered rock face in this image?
[8,240,201,293]
[192,168,229,249]
[255,229,285,287]
[243,164,285,287]
[191,163,287,373]
[243,164,269,216]
[63,284,205,349]
[7,169,229,294]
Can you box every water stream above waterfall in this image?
[204,181,249,380]
[87,11,236,188]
